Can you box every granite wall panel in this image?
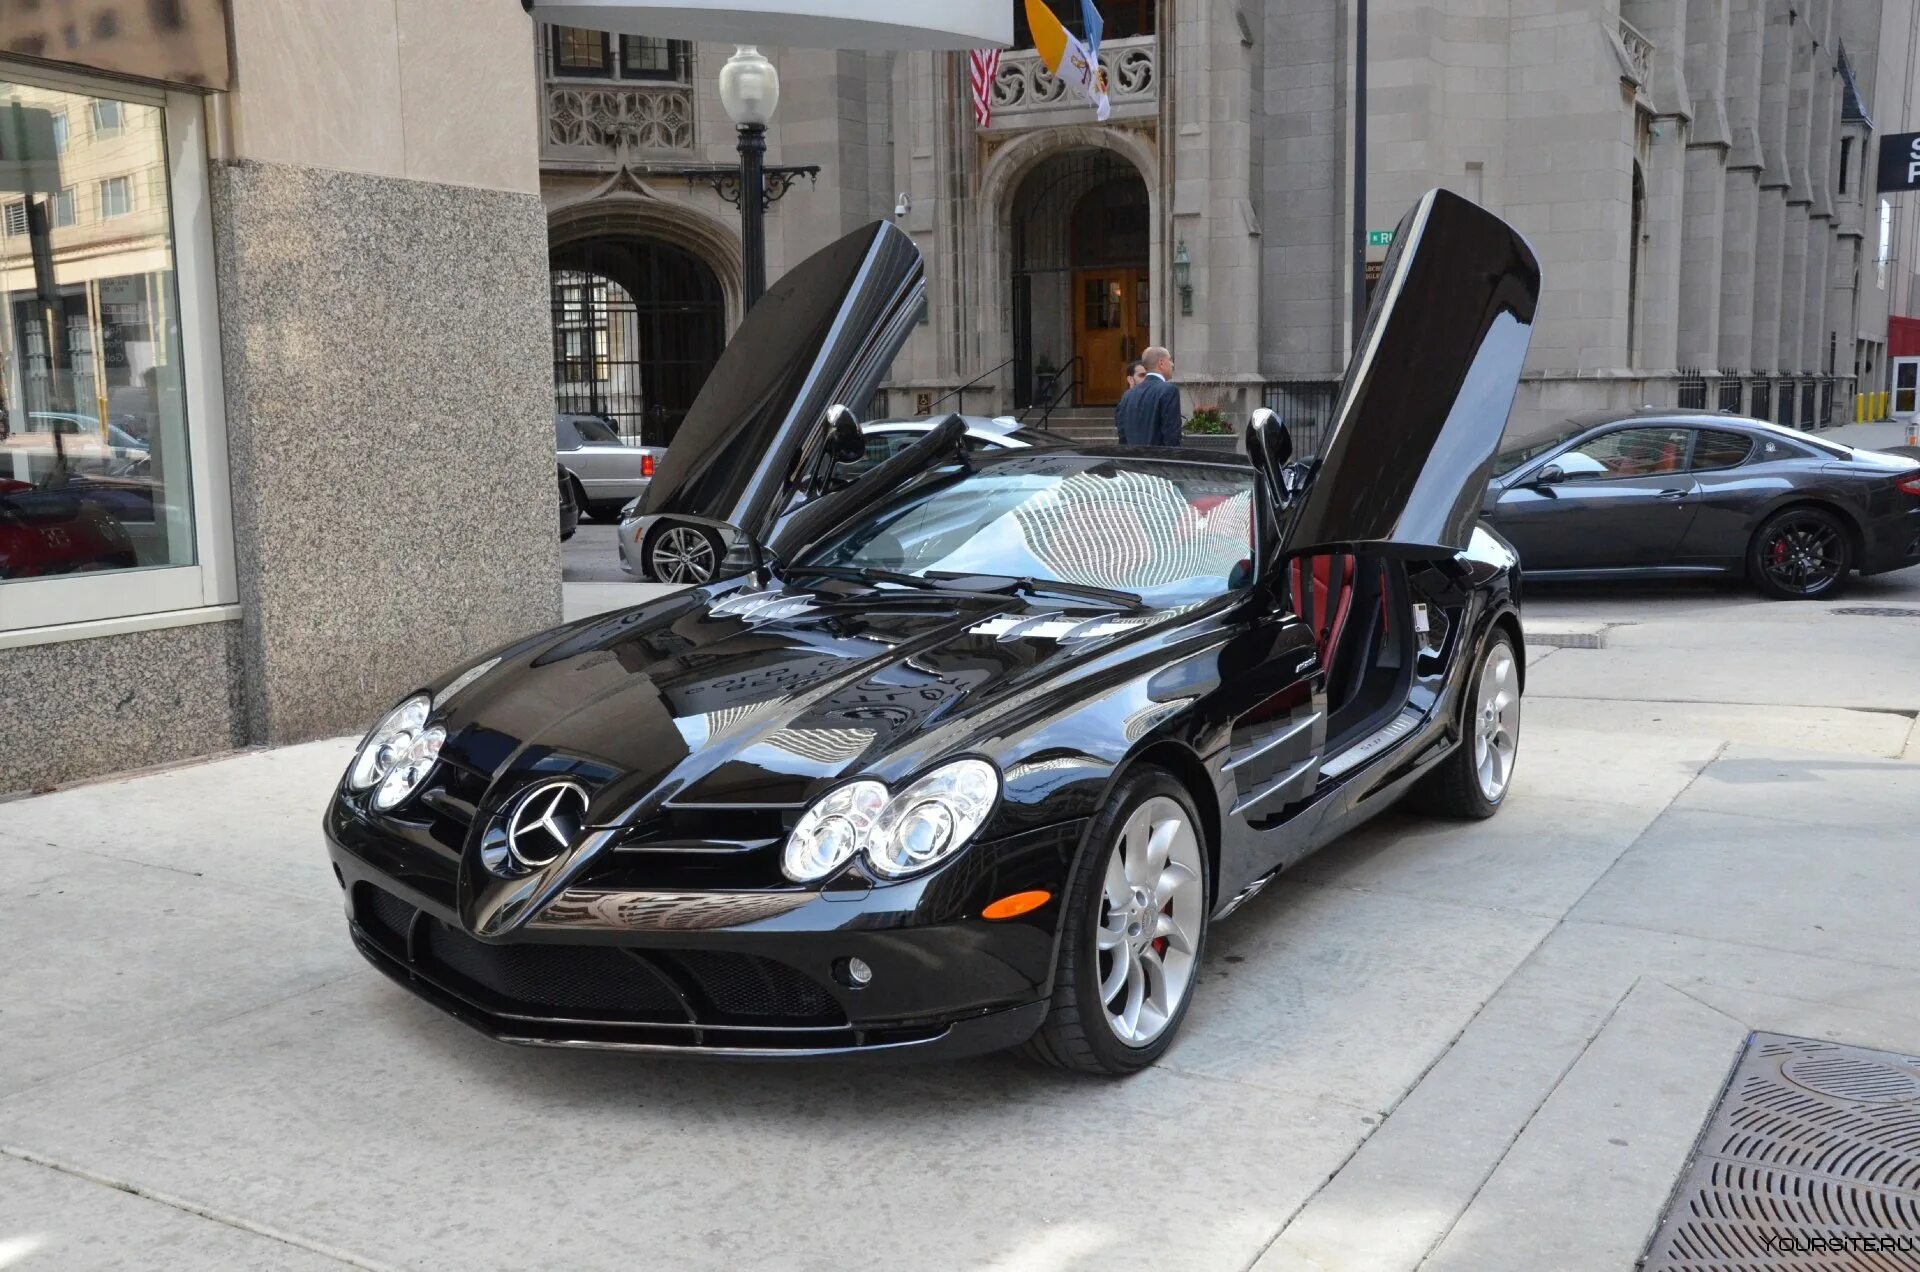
[0,622,244,795]
[211,160,561,745]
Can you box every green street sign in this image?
[1367,229,1394,248]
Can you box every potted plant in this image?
[1182,405,1237,451]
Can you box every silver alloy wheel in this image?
[652,524,716,584]
[1472,641,1520,802]
[1095,796,1204,1047]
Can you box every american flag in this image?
[968,48,1002,127]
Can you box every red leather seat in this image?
[1289,553,1357,670]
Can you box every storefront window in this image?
[0,76,195,588]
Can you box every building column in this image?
[214,1,558,743]
[1679,0,1732,373]
[1750,0,1792,374]
[1717,0,1764,380]
[1775,14,1814,375]
[1641,122,1688,372]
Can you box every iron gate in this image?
[548,237,725,447]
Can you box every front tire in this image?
[1024,769,1209,1076]
[1411,628,1520,820]
[644,521,723,584]
[1748,506,1852,600]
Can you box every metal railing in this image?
[1261,380,1343,458]
[1676,368,1708,410]
[1019,356,1084,428]
[927,356,1015,415]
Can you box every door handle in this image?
[1657,488,1690,499]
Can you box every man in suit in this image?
[1112,346,1182,447]
[1112,359,1147,440]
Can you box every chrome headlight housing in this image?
[347,694,445,811]
[780,760,1001,883]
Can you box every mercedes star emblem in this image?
[504,778,590,870]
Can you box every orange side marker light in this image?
[982,890,1052,920]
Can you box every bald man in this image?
[1112,346,1182,447]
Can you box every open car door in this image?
[1276,187,1541,560]
[640,220,925,552]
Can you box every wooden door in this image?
[1075,268,1150,405]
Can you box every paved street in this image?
[5,562,1920,1270]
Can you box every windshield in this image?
[798,455,1256,607]
[1492,418,1595,475]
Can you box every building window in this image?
[98,174,131,217]
[89,97,122,138]
[550,26,612,77]
[1,67,232,633]
[1839,137,1853,194]
[1,200,25,235]
[619,35,688,81]
[49,108,66,152]
[1014,0,1154,47]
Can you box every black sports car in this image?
[324,189,1539,1074]
[1485,409,1920,599]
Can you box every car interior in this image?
[1289,552,1419,756]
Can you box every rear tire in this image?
[1748,506,1852,600]
[1023,768,1210,1076]
[1410,629,1519,820]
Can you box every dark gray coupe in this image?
[1485,410,1920,599]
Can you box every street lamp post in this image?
[1351,0,1369,351]
[719,46,779,308]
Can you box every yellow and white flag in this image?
[1023,0,1110,121]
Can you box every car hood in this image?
[434,583,1196,823]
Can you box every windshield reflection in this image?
[800,456,1255,607]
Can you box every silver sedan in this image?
[556,413,663,522]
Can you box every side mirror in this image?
[824,404,864,464]
[1246,407,1293,470]
[1532,462,1566,486]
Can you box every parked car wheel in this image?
[645,520,724,584]
[558,469,579,542]
[1748,506,1852,600]
[1411,629,1520,819]
[1025,768,1209,1076]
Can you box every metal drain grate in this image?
[1641,1033,1920,1270]
[1832,607,1920,618]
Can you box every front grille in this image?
[418,924,683,1018]
[354,884,416,952]
[351,885,844,1028]
[673,950,838,1020]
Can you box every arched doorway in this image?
[1010,149,1151,407]
[548,236,725,446]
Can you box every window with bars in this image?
[2,201,26,235]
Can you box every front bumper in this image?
[326,809,1075,1060]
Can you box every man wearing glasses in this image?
[1112,359,1147,441]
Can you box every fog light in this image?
[837,956,874,988]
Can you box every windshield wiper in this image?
[783,564,949,591]
[930,572,1146,610]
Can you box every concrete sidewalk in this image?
[4,585,1919,1269]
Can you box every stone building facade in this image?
[536,0,1920,443]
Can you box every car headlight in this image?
[782,780,887,882]
[780,760,1000,883]
[347,694,445,811]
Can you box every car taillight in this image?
[642,453,655,478]
[1898,472,1920,497]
